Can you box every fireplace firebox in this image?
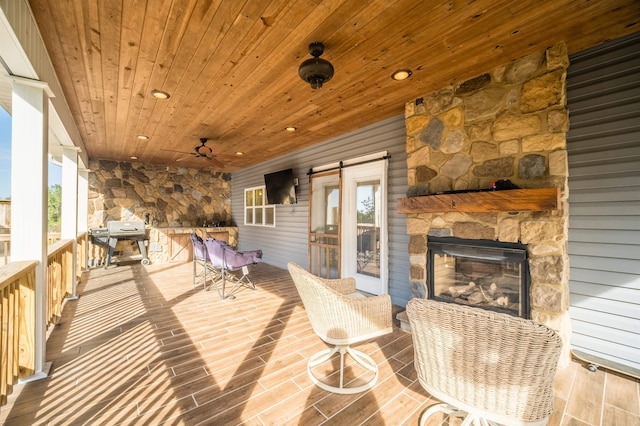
[427,236,530,318]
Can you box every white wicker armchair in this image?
[287,262,393,394]
[406,298,563,426]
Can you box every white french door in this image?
[341,160,388,295]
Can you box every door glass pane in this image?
[325,185,339,234]
[356,180,380,278]
[310,174,340,278]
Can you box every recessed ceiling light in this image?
[130,156,138,160]
[150,89,170,99]
[391,69,412,81]
[235,151,244,156]
[137,135,149,140]
[285,126,297,132]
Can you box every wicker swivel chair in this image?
[406,298,563,426]
[287,262,393,394]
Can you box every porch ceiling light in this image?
[137,135,149,140]
[150,89,170,99]
[391,69,412,81]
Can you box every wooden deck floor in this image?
[1,262,638,425]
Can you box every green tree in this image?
[48,184,62,230]
[357,196,375,224]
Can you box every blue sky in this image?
[0,107,61,199]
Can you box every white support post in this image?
[61,147,79,239]
[10,76,54,381]
[78,169,88,234]
[61,147,79,299]
[78,168,89,273]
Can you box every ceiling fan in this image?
[191,138,215,158]
[162,138,225,167]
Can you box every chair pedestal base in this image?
[307,344,378,394]
[420,403,484,426]
[419,402,548,426]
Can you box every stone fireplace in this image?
[400,43,572,366]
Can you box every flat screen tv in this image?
[264,168,297,205]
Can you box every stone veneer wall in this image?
[404,43,572,364]
[88,159,232,229]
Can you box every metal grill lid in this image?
[107,220,146,236]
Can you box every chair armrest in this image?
[223,247,259,269]
[238,249,263,263]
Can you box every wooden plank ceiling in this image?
[28,0,639,171]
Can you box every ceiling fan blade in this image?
[209,157,225,168]
[212,153,239,159]
[161,139,226,167]
[161,148,191,155]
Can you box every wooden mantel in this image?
[397,187,560,214]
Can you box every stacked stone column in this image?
[404,43,572,365]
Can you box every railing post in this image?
[65,247,73,301]
[18,267,36,378]
[61,147,80,300]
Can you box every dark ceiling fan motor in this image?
[298,42,334,90]
[194,138,213,158]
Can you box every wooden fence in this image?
[0,232,86,406]
[0,232,67,266]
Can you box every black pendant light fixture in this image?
[298,42,334,90]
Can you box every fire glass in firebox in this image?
[427,237,530,318]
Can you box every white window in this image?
[244,186,275,227]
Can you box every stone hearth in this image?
[401,43,571,366]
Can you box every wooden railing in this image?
[0,233,83,406]
[0,260,37,406]
[46,239,74,325]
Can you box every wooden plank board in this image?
[397,187,559,213]
[27,0,640,170]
